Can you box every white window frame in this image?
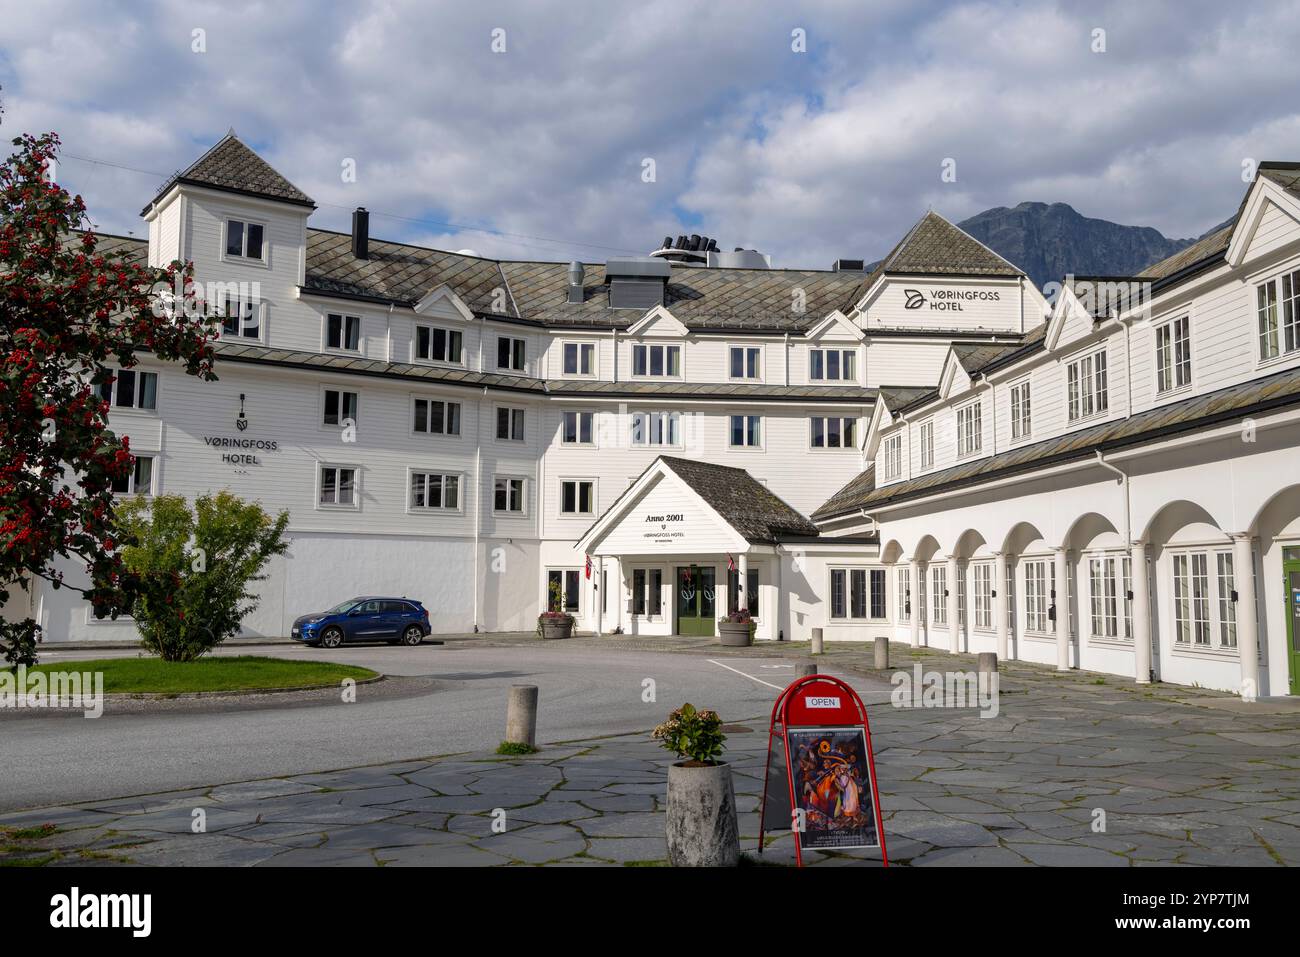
[1255,268,1300,364]
[1023,559,1049,633]
[918,418,935,471]
[218,292,265,342]
[413,323,464,366]
[972,562,992,630]
[1170,546,1238,654]
[880,432,903,481]
[956,400,982,458]
[1154,314,1192,395]
[546,568,582,615]
[221,217,268,266]
[561,410,596,446]
[411,395,462,438]
[324,312,363,354]
[896,566,911,623]
[631,411,681,447]
[110,453,156,496]
[320,386,359,430]
[495,405,526,443]
[407,469,463,514]
[630,343,683,379]
[559,478,597,516]
[1085,552,1132,644]
[810,415,857,450]
[728,345,762,381]
[1009,378,1031,442]
[809,347,857,382]
[1066,347,1109,423]
[492,475,527,516]
[317,463,360,510]
[99,368,159,414]
[931,564,947,626]
[728,414,763,449]
[631,566,666,619]
[496,335,528,373]
[560,341,597,378]
[828,566,886,622]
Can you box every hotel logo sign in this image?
[903,288,1001,312]
[641,512,686,545]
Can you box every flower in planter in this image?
[719,608,753,625]
[652,702,727,765]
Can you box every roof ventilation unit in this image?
[605,257,671,309]
[567,261,585,304]
[832,259,866,272]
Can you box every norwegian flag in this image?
[726,553,736,572]
[585,554,592,579]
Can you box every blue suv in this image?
[291,597,431,648]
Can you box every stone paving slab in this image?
[3,641,1300,867]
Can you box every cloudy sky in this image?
[3,0,1300,269]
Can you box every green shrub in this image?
[652,702,727,765]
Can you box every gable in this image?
[805,309,865,342]
[1045,284,1100,351]
[414,284,475,322]
[589,472,745,556]
[625,304,689,338]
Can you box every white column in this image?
[774,549,784,641]
[946,555,960,653]
[738,551,749,613]
[993,551,1009,661]
[1232,533,1260,699]
[909,560,922,648]
[1054,546,1070,671]
[594,556,604,637]
[1130,541,1151,684]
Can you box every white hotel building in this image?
[14,135,1300,698]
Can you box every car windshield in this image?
[322,599,363,615]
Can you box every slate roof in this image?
[812,363,1300,521]
[146,133,315,212]
[657,456,820,543]
[843,211,1025,311]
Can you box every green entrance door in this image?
[676,565,717,636]
[1286,557,1300,695]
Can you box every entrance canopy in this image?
[576,455,819,557]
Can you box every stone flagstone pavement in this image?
[3,643,1300,866]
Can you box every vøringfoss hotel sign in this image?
[203,435,280,466]
[902,287,1002,311]
[641,511,687,545]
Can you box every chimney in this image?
[567,261,585,304]
[351,207,369,260]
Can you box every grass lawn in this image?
[21,655,378,694]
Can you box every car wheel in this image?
[400,625,423,647]
[320,627,344,649]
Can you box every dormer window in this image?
[810,348,856,381]
[956,401,982,457]
[221,293,261,340]
[632,343,680,377]
[1066,348,1108,422]
[497,336,527,372]
[326,313,361,352]
[562,341,595,376]
[880,433,902,480]
[224,219,265,261]
[729,346,761,380]
[416,325,463,364]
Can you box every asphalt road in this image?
[1,643,884,812]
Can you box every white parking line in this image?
[707,658,784,691]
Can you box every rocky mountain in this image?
[956,202,1232,290]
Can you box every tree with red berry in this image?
[0,131,217,666]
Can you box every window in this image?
[496,407,525,442]
[412,397,460,436]
[318,465,357,507]
[224,218,264,261]
[810,348,856,381]
[221,293,260,339]
[1259,280,1280,361]
[1010,380,1031,441]
[729,415,762,448]
[729,346,761,380]
[493,477,525,514]
[1257,270,1300,361]
[973,563,992,629]
[110,455,154,495]
[631,343,681,377]
[880,433,903,481]
[897,567,910,623]
[956,401,982,457]
[563,342,595,376]
[1087,555,1128,640]
[1155,315,1191,393]
[562,410,594,445]
[98,369,157,411]
[931,565,947,625]
[326,313,361,352]
[415,325,463,364]
[631,411,680,447]
[1024,560,1049,632]
[1216,552,1237,648]
[870,568,886,619]
[410,471,459,511]
[1067,349,1108,422]
[1171,549,1238,651]
[560,480,595,515]
[497,336,527,372]
[728,568,760,616]
[810,416,857,449]
[633,568,664,617]
[918,419,934,470]
[547,570,580,613]
[323,389,358,427]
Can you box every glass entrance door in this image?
[675,565,716,636]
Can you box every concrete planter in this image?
[665,761,740,867]
[717,621,753,647]
[540,617,574,640]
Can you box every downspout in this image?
[784,333,790,386]
[1094,450,1130,551]
[612,327,618,382]
[386,302,394,361]
[473,385,485,632]
[1019,275,1025,334]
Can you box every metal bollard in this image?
[977,652,998,675]
[505,684,539,747]
[796,661,818,678]
[874,637,889,670]
[811,628,824,655]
